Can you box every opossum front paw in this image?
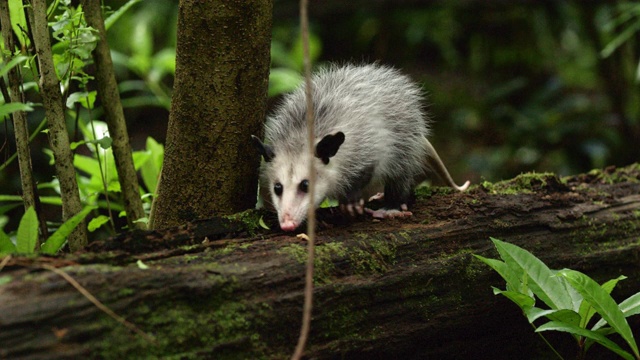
[365,204,412,219]
[340,199,366,216]
[367,192,384,202]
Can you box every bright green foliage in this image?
[0,55,34,122]
[0,206,93,255]
[268,28,322,97]
[15,206,38,253]
[475,238,640,359]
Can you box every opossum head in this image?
[252,132,345,231]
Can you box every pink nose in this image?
[280,213,298,232]
[280,221,298,232]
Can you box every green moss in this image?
[278,233,409,284]
[321,301,381,341]
[582,164,640,184]
[117,288,135,297]
[482,172,560,195]
[224,209,263,235]
[278,242,347,284]
[414,183,456,199]
[97,277,271,359]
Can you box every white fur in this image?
[258,64,466,231]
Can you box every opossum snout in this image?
[280,213,299,232]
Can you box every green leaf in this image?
[475,255,525,294]
[65,91,96,109]
[579,275,626,329]
[0,102,34,121]
[87,215,110,232]
[601,18,640,59]
[140,137,163,194]
[41,207,94,254]
[492,238,574,310]
[258,216,270,230]
[525,307,581,326]
[136,259,149,270]
[0,228,16,254]
[16,207,38,253]
[0,55,29,79]
[491,287,535,311]
[593,292,640,331]
[8,0,28,47]
[537,321,635,360]
[105,0,142,31]
[558,269,639,357]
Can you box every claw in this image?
[365,205,413,219]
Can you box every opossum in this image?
[252,63,470,232]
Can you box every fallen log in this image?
[1,164,639,359]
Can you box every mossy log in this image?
[1,164,640,359]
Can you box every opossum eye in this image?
[299,180,309,193]
[274,183,283,196]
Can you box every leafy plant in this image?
[475,238,640,359]
[0,206,93,255]
[39,122,164,232]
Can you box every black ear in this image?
[315,132,345,164]
[251,135,275,162]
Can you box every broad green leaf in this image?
[0,55,28,79]
[492,287,535,311]
[0,228,16,254]
[74,153,102,177]
[492,238,573,310]
[136,259,149,270]
[93,137,113,150]
[525,307,581,326]
[105,0,142,31]
[41,207,94,254]
[132,151,151,171]
[133,217,148,225]
[537,321,635,360]
[579,276,626,329]
[140,137,163,194]
[8,0,28,47]
[87,215,110,232]
[475,255,526,294]
[65,91,96,109]
[593,292,640,331]
[16,207,38,253]
[559,269,639,357]
[0,102,34,120]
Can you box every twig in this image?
[40,264,157,345]
[0,255,11,272]
[291,0,315,358]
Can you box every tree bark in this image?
[150,0,273,229]
[1,164,639,359]
[26,0,87,251]
[80,0,147,230]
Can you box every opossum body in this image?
[252,64,470,232]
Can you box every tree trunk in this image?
[1,164,639,359]
[80,0,147,230]
[26,0,87,251]
[150,0,273,229]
